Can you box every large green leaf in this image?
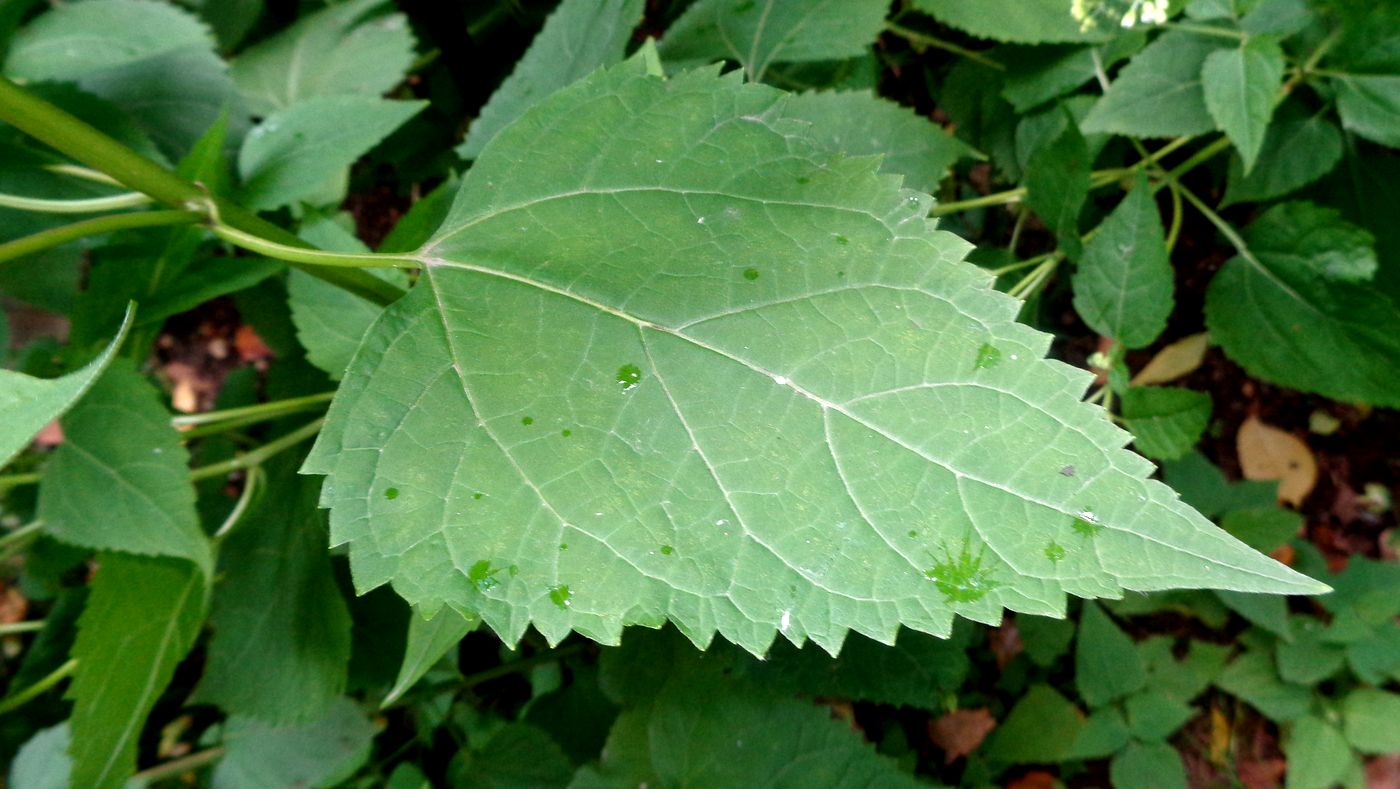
[1071,173,1173,347]
[1202,37,1285,173]
[912,0,1111,44]
[238,96,424,210]
[658,0,888,80]
[779,91,974,194]
[1081,32,1223,138]
[0,304,131,469]
[229,0,416,117]
[1204,202,1400,407]
[305,59,1322,658]
[37,362,211,575]
[68,554,207,789]
[458,0,643,160]
[195,469,352,724]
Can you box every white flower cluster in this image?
[1072,0,1170,31]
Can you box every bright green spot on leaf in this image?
[660,545,674,556]
[385,487,399,500]
[549,585,573,610]
[974,343,1002,369]
[616,364,642,391]
[1045,541,1066,562]
[742,267,760,281]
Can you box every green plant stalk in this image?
[189,419,325,482]
[212,467,262,542]
[1164,180,1184,253]
[0,76,403,306]
[172,391,336,431]
[884,22,1005,69]
[210,224,416,269]
[0,620,45,636]
[0,658,77,715]
[1163,137,1232,183]
[130,747,226,784]
[0,520,44,551]
[389,643,588,709]
[0,210,201,266]
[1164,21,1247,40]
[44,163,124,186]
[0,190,153,213]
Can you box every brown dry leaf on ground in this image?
[1238,416,1318,506]
[0,585,28,625]
[1132,332,1210,386]
[929,708,997,764]
[1367,754,1400,788]
[989,618,1024,670]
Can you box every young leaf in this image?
[981,684,1084,763]
[1109,741,1186,789]
[229,0,416,117]
[457,0,644,159]
[1024,110,1090,258]
[779,91,974,194]
[382,607,477,707]
[1075,602,1147,707]
[1286,716,1354,789]
[912,0,1111,44]
[1081,32,1224,138]
[658,0,888,80]
[68,554,207,789]
[1201,36,1286,174]
[462,724,575,788]
[211,698,380,789]
[1071,173,1174,347]
[1333,74,1400,148]
[1222,108,1343,206]
[1204,203,1400,408]
[1341,689,1400,754]
[1124,689,1195,741]
[37,363,211,575]
[0,304,131,469]
[1002,46,1099,112]
[305,59,1323,659]
[195,470,352,725]
[238,96,425,210]
[1120,387,1211,460]
[1218,589,1292,638]
[1219,506,1301,553]
[1215,649,1311,721]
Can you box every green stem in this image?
[0,77,403,306]
[44,163,124,186]
[1164,180,1184,253]
[884,22,1005,69]
[1007,254,1062,300]
[130,747,226,784]
[0,520,44,550]
[1164,21,1247,40]
[989,251,1054,277]
[0,658,77,715]
[172,391,335,430]
[210,224,415,269]
[0,190,153,213]
[390,643,587,708]
[0,620,45,636]
[0,210,201,266]
[189,419,325,482]
[931,187,1026,216]
[0,471,41,489]
[1163,137,1232,183]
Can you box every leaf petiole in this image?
[0,190,153,214]
[209,223,416,269]
[0,210,202,266]
[189,419,325,482]
[173,391,336,437]
[0,658,77,715]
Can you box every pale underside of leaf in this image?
[304,61,1323,657]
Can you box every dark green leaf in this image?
[1075,602,1146,707]
[1341,689,1400,754]
[1018,614,1075,667]
[1285,716,1353,789]
[38,363,212,576]
[458,0,643,159]
[211,698,380,789]
[1219,506,1301,553]
[1120,387,1211,460]
[1110,741,1186,789]
[1334,74,1400,148]
[912,0,1111,44]
[1215,649,1312,721]
[463,724,575,789]
[1081,32,1223,137]
[982,684,1084,763]
[1064,707,1130,760]
[1025,109,1089,257]
[1125,688,1196,741]
[1201,36,1286,173]
[1218,590,1292,639]
[1221,108,1343,206]
[1072,173,1174,348]
[195,471,352,724]
[1204,202,1400,407]
[68,554,207,789]
[382,607,476,707]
